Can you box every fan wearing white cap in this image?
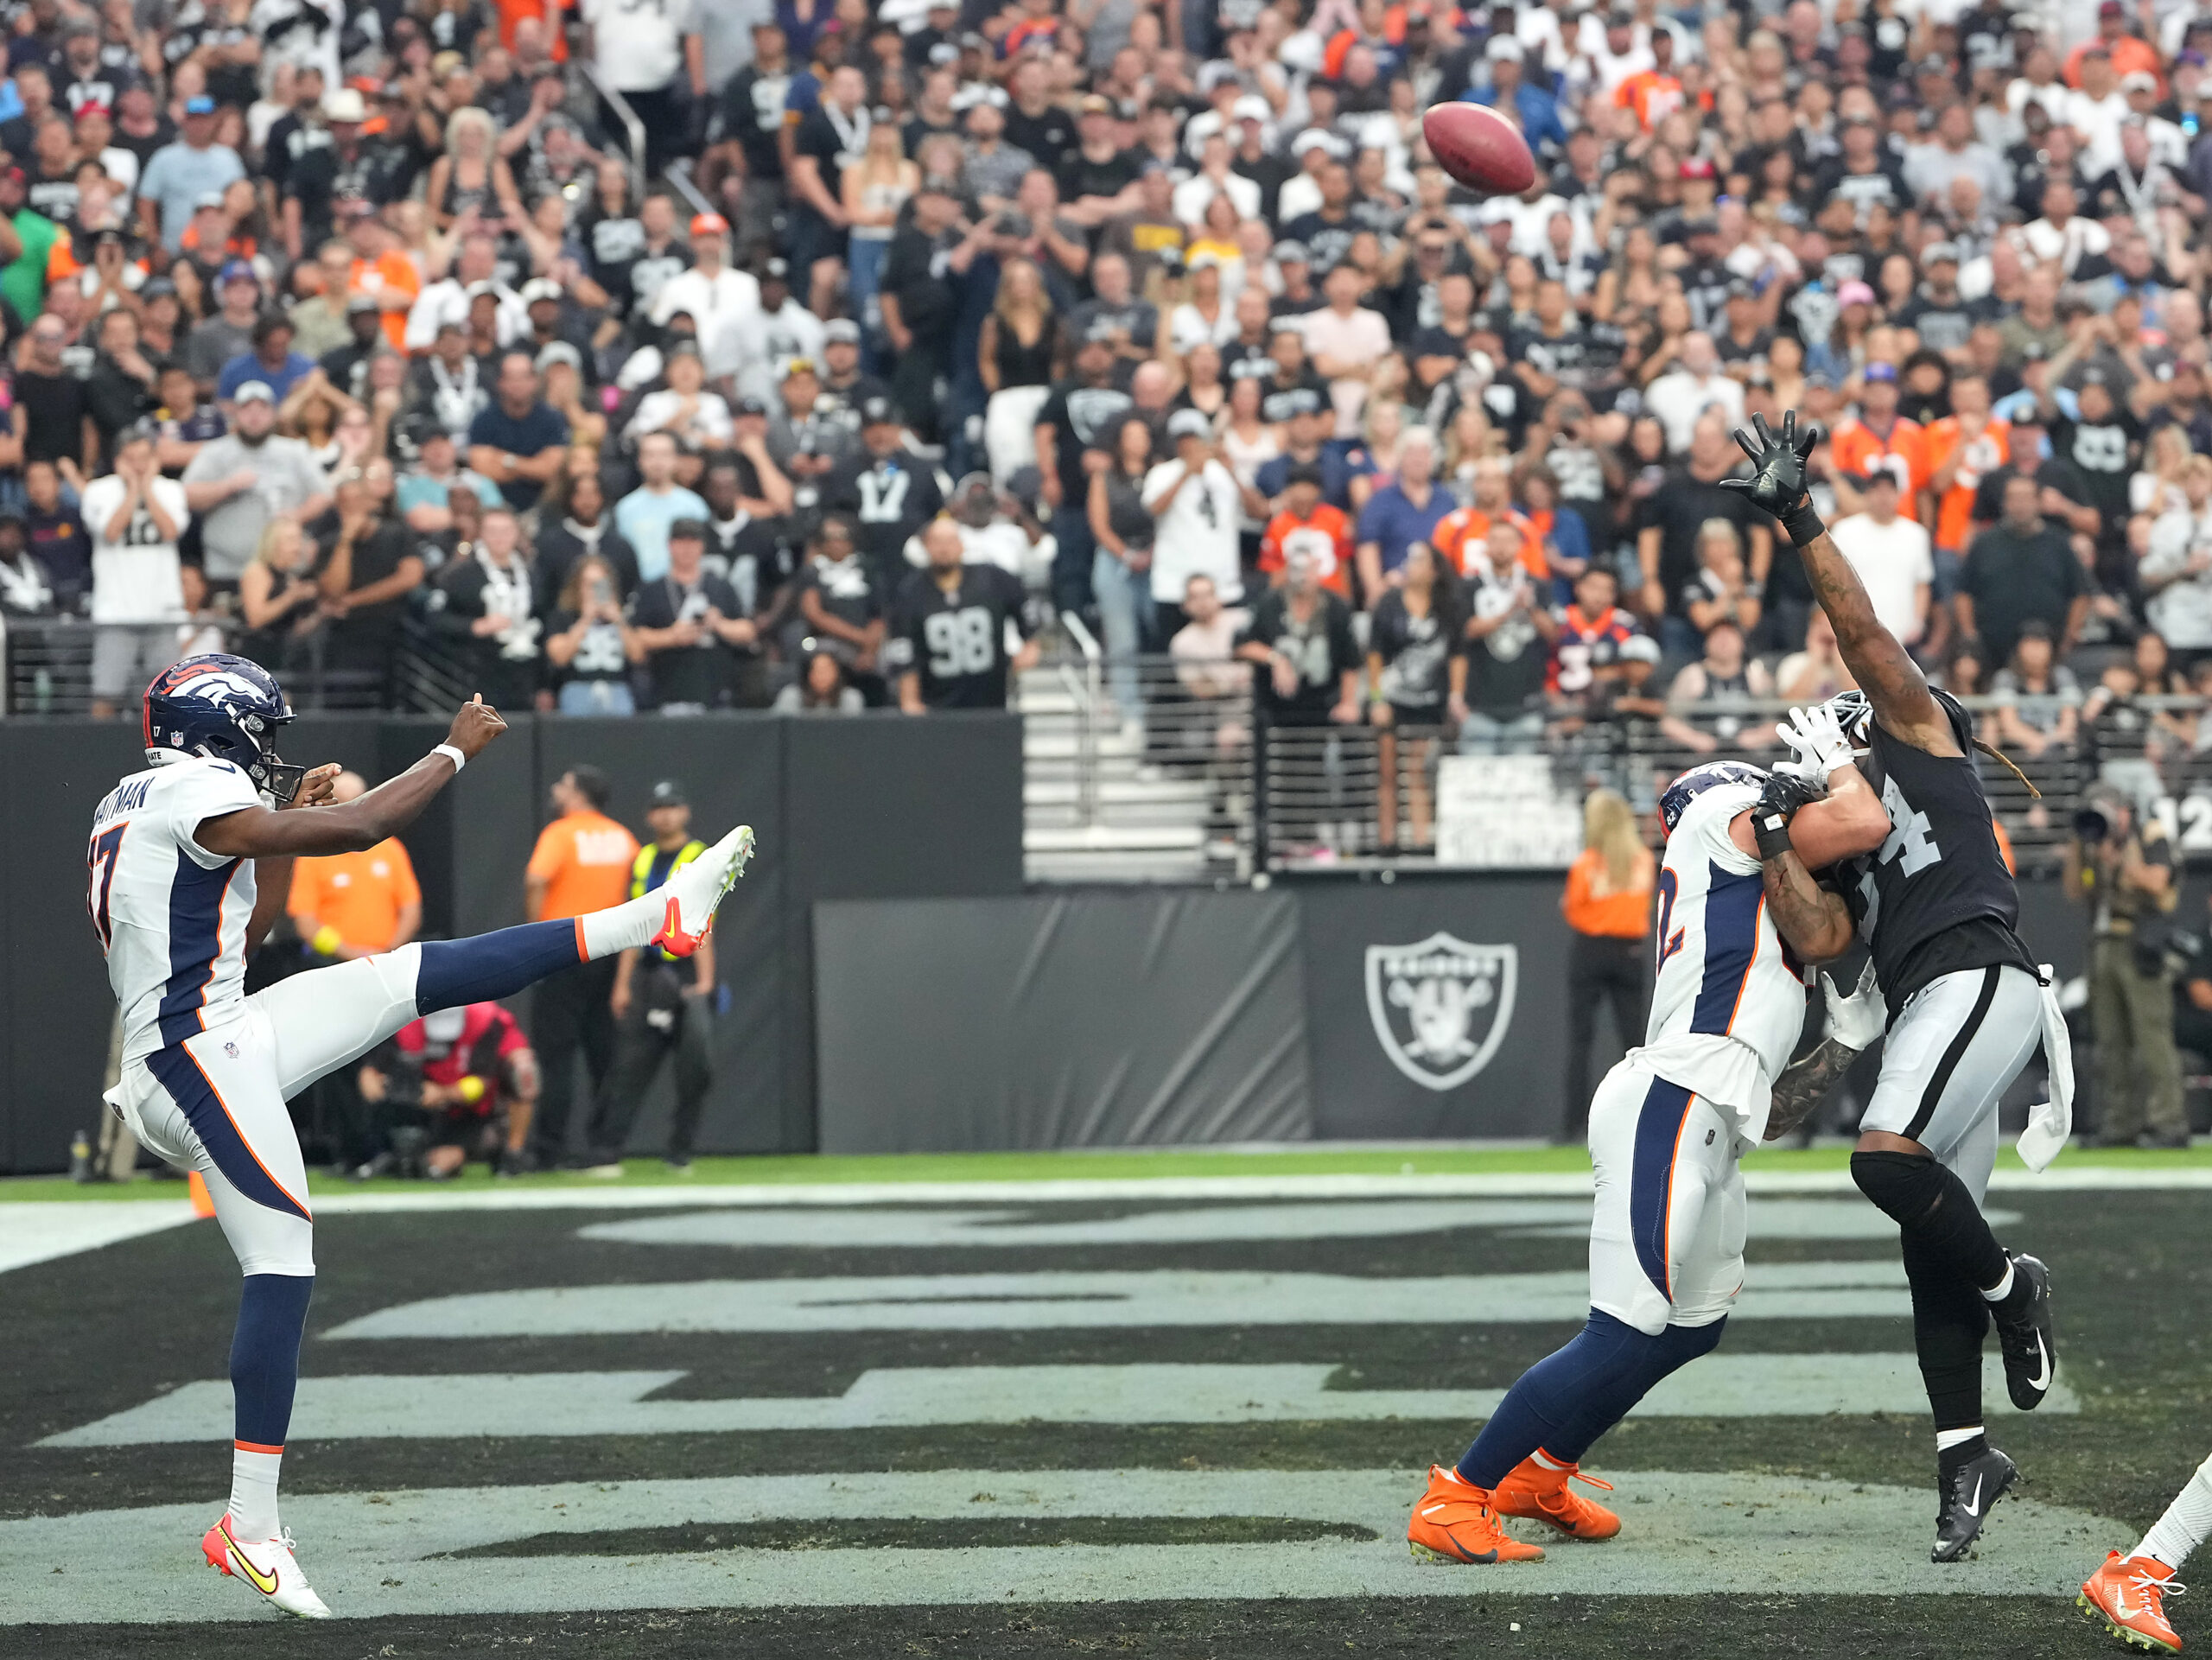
[1142,410,1244,634]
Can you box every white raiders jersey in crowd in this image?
[88,756,264,1065]
[1630,778,1809,1143]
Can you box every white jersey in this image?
[89,755,264,1065]
[1630,779,1809,1142]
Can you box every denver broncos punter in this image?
[1407,751,1892,1564]
[90,654,753,1617]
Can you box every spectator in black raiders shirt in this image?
[1063,250,1158,374]
[2043,333,2145,557]
[313,461,424,691]
[891,518,1038,711]
[16,314,94,479]
[428,503,541,709]
[631,519,756,713]
[1712,280,1772,375]
[1056,92,1142,229]
[707,22,791,247]
[1236,537,1362,728]
[542,553,641,715]
[813,319,891,437]
[795,513,889,703]
[1035,324,1133,607]
[879,179,987,441]
[826,398,946,580]
[535,465,641,604]
[1810,111,1909,220]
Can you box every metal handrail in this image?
[664,157,715,220]
[1060,614,1103,826]
[574,60,648,197]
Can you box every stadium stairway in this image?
[1015,665,1236,883]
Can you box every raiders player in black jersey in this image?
[1726,411,2063,1566]
[888,517,1038,711]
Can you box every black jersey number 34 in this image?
[1856,773,1941,938]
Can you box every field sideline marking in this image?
[0,1469,2130,1620]
[276,1166,2212,1212]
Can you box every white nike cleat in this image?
[650,824,755,958]
[200,1514,334,1618]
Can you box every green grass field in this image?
[7,1137,2212,1202]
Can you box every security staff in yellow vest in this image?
[582,779,717,1173]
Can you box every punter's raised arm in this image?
[197,696,509,861]
[1720,410,1955,756]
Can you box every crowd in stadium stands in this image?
[0,0,2207,737]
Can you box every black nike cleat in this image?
[1993,1250,2057,1411]
[1932,1444,2018,1562]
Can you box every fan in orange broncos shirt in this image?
[1828,363,1930,520]
[1923,376,2010,569]
[1433,463,1545,581]
[1612,29,1686,130]
[1258,464,1355,598]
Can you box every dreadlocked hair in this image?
[1974,738,2040,798]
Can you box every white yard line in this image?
[0,1201,198,1275]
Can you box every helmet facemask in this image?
[238,709,306,806]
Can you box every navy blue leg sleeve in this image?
[1458,1310,1657,1488]
[231,1273,314,1447]
[1545,1315,1727,1464]
[414,920,583,1014]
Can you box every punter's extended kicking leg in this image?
[99,659,751,1617]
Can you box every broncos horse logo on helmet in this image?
[1658,759,1770,837]
[142,653,308,805]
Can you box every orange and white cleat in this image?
[200,1513,333,1619]
[649,824,754,957]
[2080,1551,2186,1653]
[1492,1453,1621,1542]
[1407,1464,1546,1565]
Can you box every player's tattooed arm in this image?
[1719,410,1955,757]
[1761,845,1856,963]
[1763,1037,1859,1141]
[1764,959,1885,1140]
[1790,529,1957,758]
[198,698,507,859]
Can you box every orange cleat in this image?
[2080,1551,2186,1653]
[1493,1453,1621,1542]
[1407,1464,1546,1565]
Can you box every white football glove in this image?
[1822,959,1885,1052]
[1774,703,1857,779]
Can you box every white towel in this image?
[2017,964,2074,1173]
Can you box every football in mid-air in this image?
[1421,102,1536,196]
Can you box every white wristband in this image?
[433,743,467,774]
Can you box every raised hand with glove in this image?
[1773,701,1860,786]
[1717,410,1826,547]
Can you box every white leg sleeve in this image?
[251,945,426,1100]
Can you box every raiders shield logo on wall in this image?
[1363,933,1517,1092]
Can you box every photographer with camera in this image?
[2065,783,2189,1148]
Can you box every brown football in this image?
[1421,101,1536,196]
